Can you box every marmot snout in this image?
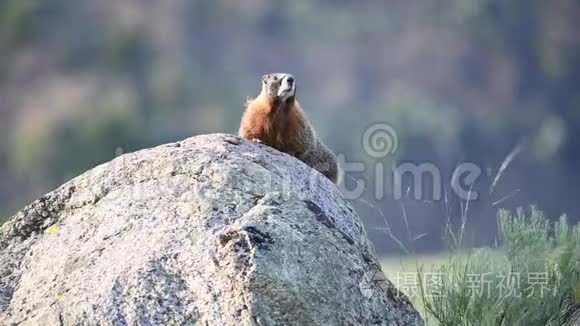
[239,73,338,183]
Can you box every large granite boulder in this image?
[0,133,422,325]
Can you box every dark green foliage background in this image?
[1,0,579,253]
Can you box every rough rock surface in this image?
[0,133,422,325]
[562,308,580,326]
[561,297,580,326]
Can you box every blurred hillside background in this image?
[1,0,579,255]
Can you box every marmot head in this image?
[260,73,296,102]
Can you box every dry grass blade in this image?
[491,189,521,206]
[490,143,525,195]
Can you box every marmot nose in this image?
[286,76,294,85]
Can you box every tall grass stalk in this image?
[413,207,580,326]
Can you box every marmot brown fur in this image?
[239,73,338,183]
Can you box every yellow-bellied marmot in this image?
[239,73,338,183]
